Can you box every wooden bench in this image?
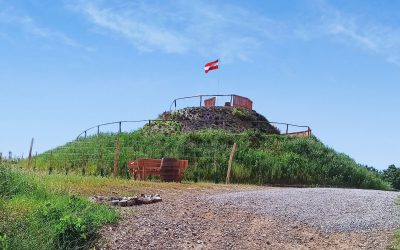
[286,130,312,137]
[127,158,189,182]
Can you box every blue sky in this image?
[0,0,399,169]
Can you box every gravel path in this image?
[98,186,399,249]
[207,188,400,233]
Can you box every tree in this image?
[382,164,400,190]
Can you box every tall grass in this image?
[32,129,390,190]
[0,162,118,250]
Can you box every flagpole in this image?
[218,58,220,94]
[217,58,220,105]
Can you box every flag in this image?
[204,59,219,74]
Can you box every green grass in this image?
[0,162,119,250]
[389,231,400,250]
[388,197,400,250]
[31,129,390,190]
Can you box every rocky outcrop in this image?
[147,107,280,134]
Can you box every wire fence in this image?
[24,118,312,183]
[76,119,311,139]
[30,134,234,182]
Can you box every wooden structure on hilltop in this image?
[170,94,253,111]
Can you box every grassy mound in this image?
[33,129,390,190]
[0,163,118,250]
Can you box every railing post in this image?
[200,95,203,107]
[113,136,120,177]
[119,122,122,133]
[286,124,289,134]
[97,125,100,136]
[84,131,87,139]
[174,100,177,110]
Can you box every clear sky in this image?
[1,0,399,170]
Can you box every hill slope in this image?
[34,128,389,190]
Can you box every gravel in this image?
[207,188,400,233]
[98,186,399,249]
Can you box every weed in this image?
[0,163,118,250]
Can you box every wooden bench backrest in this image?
[128,158,189,181]
[128,158,161,180]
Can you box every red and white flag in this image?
[204,59,219,74]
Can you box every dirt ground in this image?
[97,185,395,250]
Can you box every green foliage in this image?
[0,163,118,250]
[142,120,183,134]
[0,234,8,250]
[231,108,252,120]
[383,165,400,190]
[32,129,390,190]
[0,163,45,199]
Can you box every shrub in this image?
[0,163,118,250]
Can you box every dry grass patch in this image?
[30,172,261,197]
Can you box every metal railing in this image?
[76,119,311,140]
[169,94,252,111]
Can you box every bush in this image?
[0,163,118,250]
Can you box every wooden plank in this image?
[226,143,237,184]
[204,97,216,108]
[127,158,189,181]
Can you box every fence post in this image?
[84,131,87,139]
[200,95,203,107]
[113,136,120,177]
[286,124,289,134]
[49,151,53,175]
[28,138,34,170]
[97,125,100,136]
[34,152,37,171]
[213,153,217,183]
[226,143,237,184]
[119,122,122,133]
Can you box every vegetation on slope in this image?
[382,165,400,190]
[32,129,390,190]
[0,163,118,250]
